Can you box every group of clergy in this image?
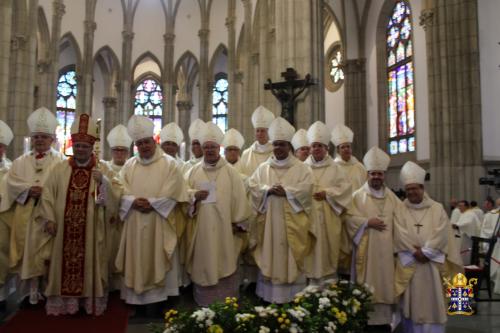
[0,105,466,333]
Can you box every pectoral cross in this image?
[414,223,423,233]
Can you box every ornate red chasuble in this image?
[60,156,96,296]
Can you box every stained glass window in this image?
[212,73,228,133]
[325,43,344,93]
[330,47,344,84]
[387,1,415,155]
[134,78,163,143]
[56,67,77,155]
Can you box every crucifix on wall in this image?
[264,67,315,127]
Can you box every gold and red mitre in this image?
[71,113,98,144]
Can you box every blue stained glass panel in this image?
[398,139,408,153]
[134,78,163,131]
[408,137,415,152]
[389,141,398,155]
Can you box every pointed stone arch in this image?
[37,6,50,63]
[132,51,164,81]
[59,32,82,70]
[209,43,228,75]
[175,50,199,101]
[93,45,121,96]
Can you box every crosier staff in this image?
[92,118,102,316]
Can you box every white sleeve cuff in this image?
[149,198,177,219]
[353,221,368,246]
[95,176,108,206]
[16,189,30,205]
[258,189,270,214]
[119,195,135,220]
[325,195,343,216]
[285,190,303,213]
[421,247,445,264]
[398,251,416,267]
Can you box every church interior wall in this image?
[208,0,228,58]
[174,1,201,65]
[93,0,122,57]
[478,0,500,162]
[59,0,85,54]
[132,2,165,65]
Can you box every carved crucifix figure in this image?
[264,68,315,127]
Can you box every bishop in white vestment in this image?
[116,115,188,305]
[303,121,351,284]
[248,117,314,304]
[240,106,275,177]
[185,122,251,306]
[395,161,463,333]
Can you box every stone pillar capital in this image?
[198,29,210,39]
[37,60,52,74]
[122,30,135,41]
[251,52,259,65]
[53,1,66,18]
[234,71,244,83]
[419,9,434,31]
[225,16,236,28]
[164,33,175,43]
[176,100,193,111]
[102,96,118,108]
[345,58,366,73]
[241,0,252,9]
[84,20,97,32]
[11,34,27,51]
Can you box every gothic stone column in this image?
[423,0,484,204]
[0,0,13,122]
[102,96,118,158]
[118,30,134,123]
[176,100,193,160]
[163,32,176,123]
[198,28,210,121]
[344,58,367,160]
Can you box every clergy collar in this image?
[306,154,331,168]
[269,154,295,169]
[334,154,359,166]
[202,157,226,170]
[363,182,386,199]
[253,141,273,153]
[404,193,433,209]
[137,146,163,166]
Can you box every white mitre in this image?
[127,115,154,141]
[269,117,295,142]
[400,161,426,186]
[251,105,275,129]
[160,122,184,146]
[27,107,58,134]
[107,124,132,148]
[0,120,14,146]
[363,146,391,171]
[291,129,309,150]
[307,121,330,145]
[189,119,205,143]
[331,124,354,147]
[222,128,245,149]
[200,122,224,145]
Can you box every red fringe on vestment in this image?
[60,156,96,296]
